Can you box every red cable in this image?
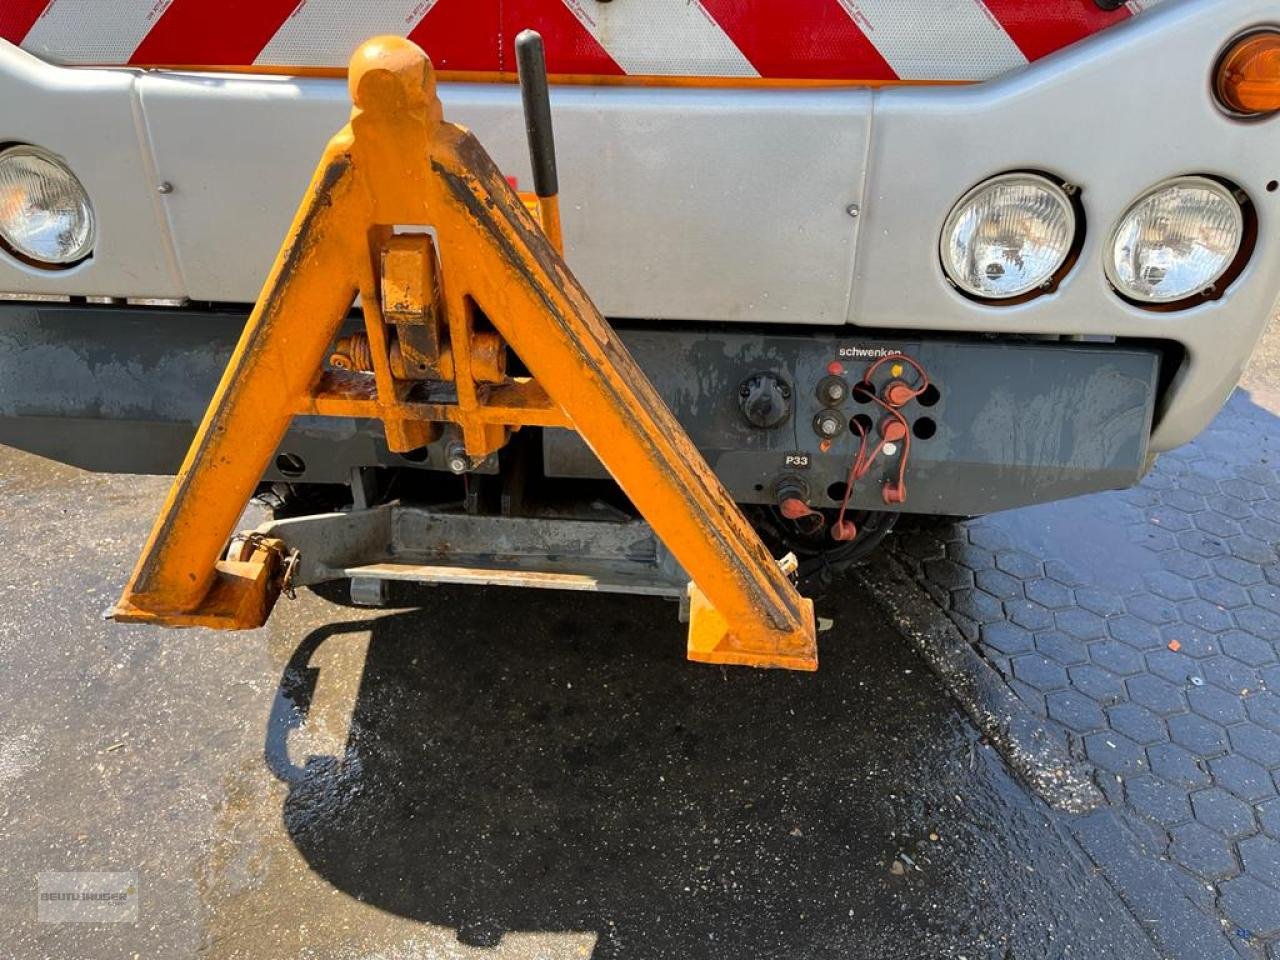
[833,354,929,536]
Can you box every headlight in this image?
[0,145,95,266]
[1105,176,1244,304]
[940,173,1076,300]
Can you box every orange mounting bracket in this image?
[109,35,817,671]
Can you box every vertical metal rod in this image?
[514,29,563,253]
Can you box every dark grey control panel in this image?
[544,330,1161,516]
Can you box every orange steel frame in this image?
[110,35,817,671]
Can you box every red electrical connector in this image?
[831,354,930,539]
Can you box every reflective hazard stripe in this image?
[21,0,170,65]
[4,0,1164,82]
[838,0,1027,82]
[255,0,437,68]
[561,0,757,78]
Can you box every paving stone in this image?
[1247,693,1280,733]
[1192,510,1245,539]
[1164,552,1213,581]
[1126,593,1181,626]
[1251,584,1280,616]
[1178,530,1231,560]
[1223,478,1270,502]
[1127,674,1189,716]
[923,557,974,591]
[1187,684,1247,725]
[1034,630,1088,666]
[1148,742,1210,788]
[1068,664,1127,705]
[1006,680,1046,717]
[1196,579,1252,611]
[1169,821,1240,881]
[1056,607,1109,641]
[1178,599,1236,634]
[1215,556,1267,586]
[1010,654,1068,693]
[1259,798,1280,836]
[1148,507,1195,533]
[1179,472,1221,496]
[945,540,995,570]
[1146,649,1200,685]
[994,550,1042,579]
[1210,754,1275,803]
[1023,577,1073,610]
[950,588,1005,626]
[1144,570,1197,602]
[948,608,980,643]
[1205,492,1257,520]
[1239,608,1280,643]
[1045,690,1107,734]
[1158,624,1219,659]
[1085,732,1147,776]
[1232,536,1280,566]
[1126,775,1193,827]
[973,567,1021,601]
[1240,834,1280,887]
[1106,702,1166,745]
[979,621,1035,656]
[1190,787,1258,838]
[1259,665,1280,696]
[1163,488,1208,513]
[1201,656,1261,695]
[1043,558,1090,588]
[1075,588,1127,618]
[1168,713,1229,756]
[1134,525,1180,552]
[1220,876,1280,937]
[1229,725,1280,766]
[1005,599,1055,631]
[967,524,1015,552]
[1088,639,1145,676]
[1107,615,1164,650]
[1222,631,1279,669]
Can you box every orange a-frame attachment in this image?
[109,35,817,671]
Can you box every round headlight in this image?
[0,145,95,266]
[1105,177,1244,305]
[940,173,1076,300]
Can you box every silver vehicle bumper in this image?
[0,0,1273,454]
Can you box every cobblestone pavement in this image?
[887,381,1280,958]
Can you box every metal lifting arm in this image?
[110,35,817,671]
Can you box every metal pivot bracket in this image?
[109,34,817,671]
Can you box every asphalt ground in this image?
[0,318,1276,959]
[1,451,1156,959]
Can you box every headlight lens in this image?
[940,173,1076,299]
[1106,177,1244,304]
[0,145,95,266]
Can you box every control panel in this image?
[542,329,1161,516]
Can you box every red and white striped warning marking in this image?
[4,0,1161,82]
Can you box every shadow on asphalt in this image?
[261,583,1156,959]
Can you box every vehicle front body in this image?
[0,0,1274,587]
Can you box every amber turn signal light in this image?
[1217,30,1280,115]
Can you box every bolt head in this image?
[447,456,468,474]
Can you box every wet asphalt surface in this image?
[2,320,1278,959]
[0,450,1156,959]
